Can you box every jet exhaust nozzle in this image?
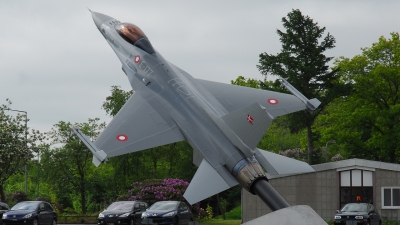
[232,158,290,211]
[232,158,267,194]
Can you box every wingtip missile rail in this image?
[70,126,108,167]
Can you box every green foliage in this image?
[102,86,133,117]
[257,9,352,164]
[315,32,400,161]
[382,221,398,225]
[215,206,241,220]
[42,118,106,214]
[231,76,282,92]
[206,205,213,219]
[198,204,214,221]
[0,99,46,202]
[258,122,306,153]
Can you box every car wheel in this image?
[52,219,57,225]
[33,218,38,225]
[366,220,370,225]
[130,218,134,225]
[173,217,179,225]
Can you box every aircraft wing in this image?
[169,62,316,117]
[95,92,185,157]
[196,79,312,117]
[73,91,186,166]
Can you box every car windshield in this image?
[106,202,134,211]
[341,204,368,212]
[11,202,38,211]
[149,202,178,211]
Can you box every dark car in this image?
[141,201,194,225]
[2,201,57,225]
[0,202,10,224]
[98,201,148,225]
[333,203,381,225]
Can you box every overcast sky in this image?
[1,1,399,133]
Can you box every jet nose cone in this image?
[91,11,115,28]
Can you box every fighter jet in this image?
[71,11,321,211]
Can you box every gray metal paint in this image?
[72,11,320,207]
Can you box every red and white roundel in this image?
[116,134,128,142]
[267,98,279,105]
[134,55,141,63]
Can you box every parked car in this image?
[141,201,194,225]
[2,201,57,225]
[0,202,10,224]
[333,203,381,225]
[98,201,148,225]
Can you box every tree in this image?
[44,118,106,214]
[102,86,133,117]
[315,32,400,161]
[257,9,351,164]
[0,99,45,201]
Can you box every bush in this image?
[12,191,28,203]
[224,206,241,220]
[215,206,241,220]
[126,178,190,206]
[197,205,213,221]
[124,178,204,219]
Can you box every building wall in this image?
[375,168,400,221]
[242,170,339,223]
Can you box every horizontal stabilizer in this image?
[255,148,314,175]
[184,159,237,204]
[70,126,108,166]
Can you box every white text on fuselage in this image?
[167,78,192,96]
[138,61,154,76]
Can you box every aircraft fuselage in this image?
[94,15,252,178]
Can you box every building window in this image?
[340,170,373,208]
[382,187,400,209]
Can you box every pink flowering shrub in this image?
[12,191,28,203]
[331,153,343,162]
[124,178,189,205]
[279,148,306,161]
[197,204,213,221]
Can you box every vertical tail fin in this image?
[221,103,274,150]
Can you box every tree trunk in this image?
[307,124,314,165]
[80,177,86,214]
[216,194,226,220]
[153,160,157,178]
[0,184,5,203]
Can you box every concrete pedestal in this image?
[242,205,327,225]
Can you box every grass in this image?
[198,219,241,225]
[214,206,241,220]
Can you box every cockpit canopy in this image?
[115,23,155,54]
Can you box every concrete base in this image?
[242,205,327,225]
